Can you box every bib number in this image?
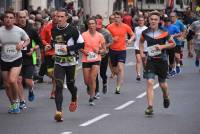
[4,45,17,56]
[87,52,98,61]
[55,44,67,55]
[147,46,161,57]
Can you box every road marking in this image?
[79,114,110,127]
[61,132,72,134]
[136,92,146,99]
[136,83,159,99]
[114,101,135,110]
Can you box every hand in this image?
[26,48,34,56]
[45,44,52,51]
[127,39,132,46]
[16,41,24,51]
[154,44,163,50]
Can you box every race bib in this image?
[4,45,17,56]
[87,52,98,61]
[55,44,67,55]
[147,46,161,57]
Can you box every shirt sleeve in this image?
[126,24,134,36]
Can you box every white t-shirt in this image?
[133,26,148,51]
[0,25,29,62]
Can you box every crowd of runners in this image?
[0,6,199,122]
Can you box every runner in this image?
[162,17,181,77]
[16,10,42,109]
[95,16,113,98]
[81,17,106,105]
[139,11,175,115]
[106,14,116,79]
[189,20,200,70]
[0,10,30,114]
[170,12,186,73]
[52,8,84,122]
[107,11,135,94]
[133,16,147,81]
[40,10,57,99]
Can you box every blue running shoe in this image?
[195,60,199,67]
[169,70,176,77]
[12,103,20,114]
[28,91,35,102]
[176,66,181,74]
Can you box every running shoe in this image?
[19,101,27,110]
[8,103,20,114]
[145,106,153,116]
[28,90,35,102]
[69,95,78,112]
[89,98,95,106]
[102,84,107,94]
[136,75,141,81]
[94,92,100,99]
[115,87,120,94]
[176,66,181,74]
[163,97,170,108]
[54,111,63,122]
[195,59,199,67]
[8,104,14,114]
[169,70,176,77]
[49,91,55,99]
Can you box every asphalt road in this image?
[0,48,200,134]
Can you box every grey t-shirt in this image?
[0,25,29,62]
[190,20,200,50]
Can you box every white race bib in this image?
[4,45,17,56]
[87,52,98,61]
[147,46,161,57]
[55,44,67,55]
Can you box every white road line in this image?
[61,132,72,134]
[136,92,146,99]
[136,83,159,99]
[79,114,110,127]
[114,101,135,110]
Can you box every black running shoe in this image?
[163,97,170,108]
[89,98,95,106]
[102,84,107,94]
[145,106,154,116]
[115,87,120,94]
[136,75,141,81]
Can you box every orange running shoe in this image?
[69,101,77,112]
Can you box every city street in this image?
[0,48,200,134]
